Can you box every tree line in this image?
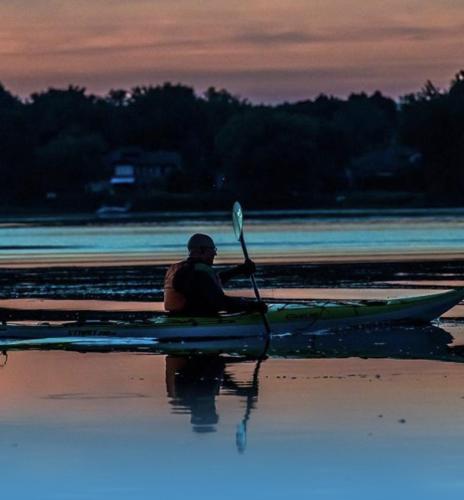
[0,71,464,211]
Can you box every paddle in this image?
[232,201,271,336]
[235,357,262,454]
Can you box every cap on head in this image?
[187,233,215,251]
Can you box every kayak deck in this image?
[0,289,463,341]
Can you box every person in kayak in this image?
[164,233,267,315]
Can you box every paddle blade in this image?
[232,201,244,240]
[235,421,247,454]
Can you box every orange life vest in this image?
[164,261,188,312]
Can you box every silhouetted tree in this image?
[35,132,107,193]
[400,71,464,203]
[2,71,464,210]
[0,83,35,201]
[216,109,327,204]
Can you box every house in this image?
[106,148,182,188]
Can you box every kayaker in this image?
[164,233,268,315]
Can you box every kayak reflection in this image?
[157,323,459,362]
[0,323,463,362]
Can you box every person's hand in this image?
[239,258,256,276]
[248,300,268,314]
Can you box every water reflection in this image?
[157,324,464,453]
[141,324,464,455]
[1,322,463,361]
[156,323,459,362]
[165,354,261,453]
[166,356,222,433]
[2,323,464,454]
[1,322,464,473]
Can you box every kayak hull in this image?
[1,289,463,341]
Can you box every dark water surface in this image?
[2,260,464,301]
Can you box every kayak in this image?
[0,288,463,341]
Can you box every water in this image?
[2,209,464,266]
[3,209,464,498]
[2,326,464,499]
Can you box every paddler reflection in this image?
[165,354,261,451]
[162,324,459,451]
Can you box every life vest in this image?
[164,261,188,312]
[163,259,223,312]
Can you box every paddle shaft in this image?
[239,233,261,300]
[238,232,271,335]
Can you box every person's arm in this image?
[188,270,266,314]
[218,259,256,285]
[187,270,239,311]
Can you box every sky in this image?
[0,0,463,102]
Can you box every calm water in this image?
[2,324,464,500]
[2,209,464,498]
[2,209,464,265]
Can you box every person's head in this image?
[187,233,217,264]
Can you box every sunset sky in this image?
[1,0,462,102]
